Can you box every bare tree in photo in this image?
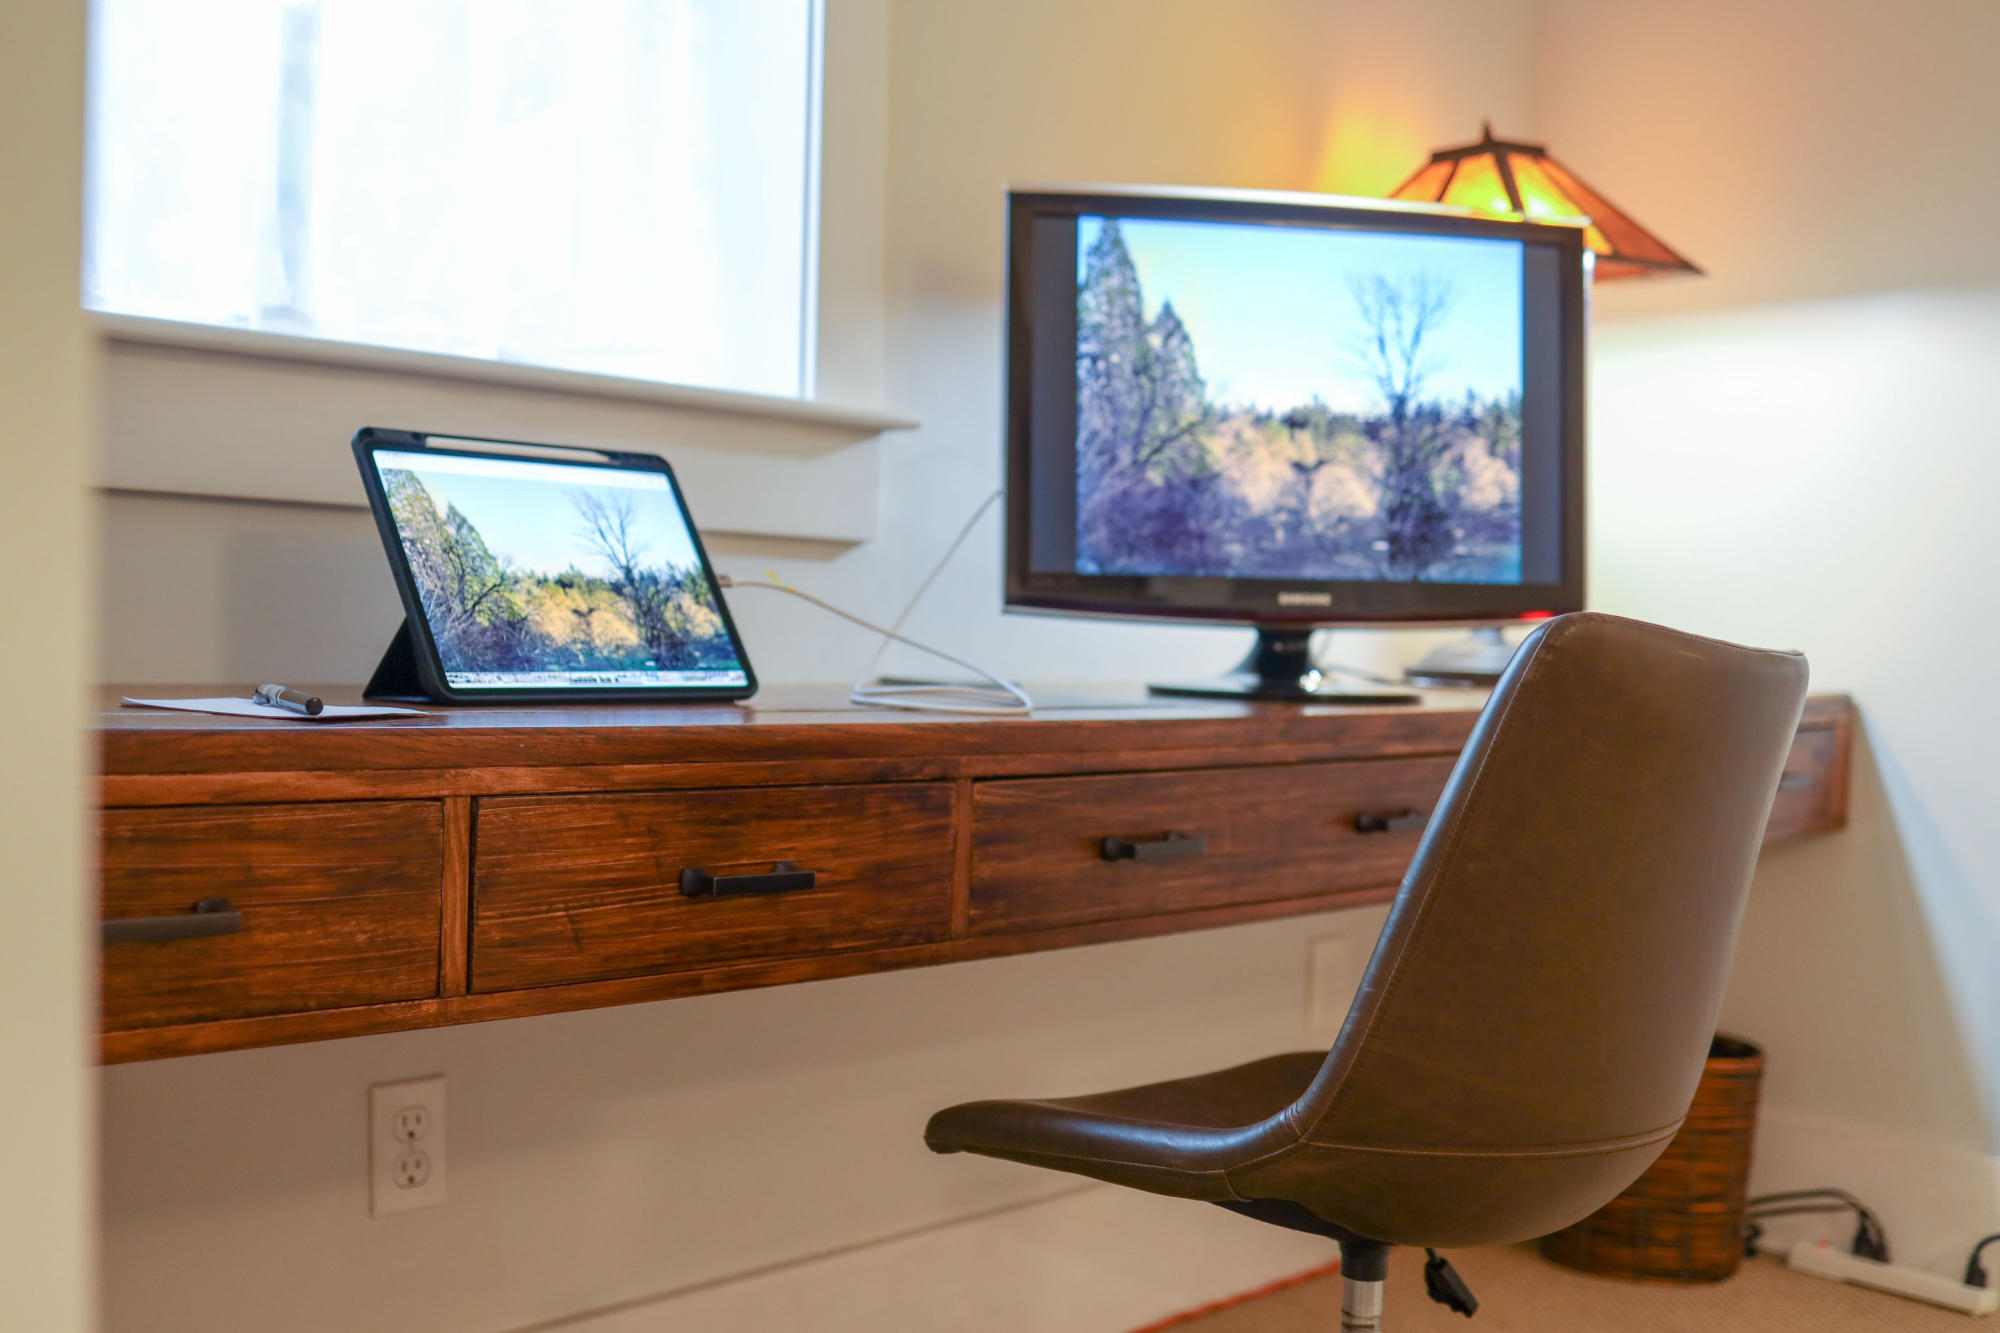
[1346,272,1463,579]
[1280,401,1361,561]
[573,490,721,669]
[1348,272,1452,425]
[383,470,527,667]
[443,506,513,622]
[1136,302,1213,467]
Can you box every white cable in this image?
[862,488,1002,685]
[1305,632,1408,688]
[720,487,1026,716]
[721,575,1033,716]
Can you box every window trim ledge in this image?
[92,311,920,437]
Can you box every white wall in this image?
[103,909,1381,1333]
[1538,0,2000,1273]
[1,0,98,1329]
[97,3,1531,1330]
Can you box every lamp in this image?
[1390,122,1701,280]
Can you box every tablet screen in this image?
[369,447,750,692]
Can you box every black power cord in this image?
[1743,1189,1889,1263]
[1966,1233,2000,1288]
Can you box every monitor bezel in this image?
[1002,185,1589,629]
[353,427,758,705]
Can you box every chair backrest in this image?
[1297,612,1807,1153]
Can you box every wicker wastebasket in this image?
[1539,1035,1764,1283]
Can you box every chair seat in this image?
[924,1051,1324,1200]
[925,616,1812,1257]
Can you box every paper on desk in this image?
[121,696,427,721]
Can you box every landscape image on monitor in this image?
[378,456,741,678]
[1074,214,1525,583]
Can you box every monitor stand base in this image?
[1150,628,1420,705]
[1402,626,1519,688]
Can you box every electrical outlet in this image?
[1305,935,1359,1037]
[393,1104,430,1143]
[370,1075,446,1217]
[392,1150,431,1189]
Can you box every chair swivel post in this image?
[1340,1239,1388,1332]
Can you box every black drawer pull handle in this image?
[1354,809,1430,835]
[1778,772,1814,791]
[102,897,243,944]
[1102,831,1205,862]
[680,861,817,899]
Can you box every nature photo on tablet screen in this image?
[374,449,748,689]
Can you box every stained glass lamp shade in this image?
[1390,123,1701,280]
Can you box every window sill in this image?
[95,312,905,545]
[92,312,920,437]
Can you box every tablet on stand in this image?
[353,427,757,705]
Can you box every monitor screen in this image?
[368,447,750,691]
[1006,188,1586,626]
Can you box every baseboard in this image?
[517,1185,1332,1333]
[1750,1106,2000,1276]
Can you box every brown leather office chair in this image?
[926,613,1808,1330]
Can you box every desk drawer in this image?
[99,803,443,1031]
[970,758,1457,936]
[470,783,955,992]
[1764,725,1843,843]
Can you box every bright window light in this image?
[84,0,821,398]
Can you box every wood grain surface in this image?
[470,782,955,991]
[970,757,1459,935]
[1764,725,1843,842]
[100,802,442,1030]
[100,883,1399,1064]
[90,690,1856,1061]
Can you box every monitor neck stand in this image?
[1402,626,1518,688]
[1149,628,1420,705]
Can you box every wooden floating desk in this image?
[95,687,1854,1064]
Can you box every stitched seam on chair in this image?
[1225,1113,1681,1184]
[955,1143,1232,1181]
[1299,1119,1683,1160]
[1309,616,1569,1132]
[1576,611,1804,661]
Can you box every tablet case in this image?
[354,427,757,705]
[363,620,430,704]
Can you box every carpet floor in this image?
[1147,1245,1974,1331]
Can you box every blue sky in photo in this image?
[1079,214,1524,414]
[377,451,703,580]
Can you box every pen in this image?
[251,683,324,716]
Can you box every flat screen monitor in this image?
[1004,186,1587,696]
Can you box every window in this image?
[84,0,822,399]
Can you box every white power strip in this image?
[1784,1241,2000,1315]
